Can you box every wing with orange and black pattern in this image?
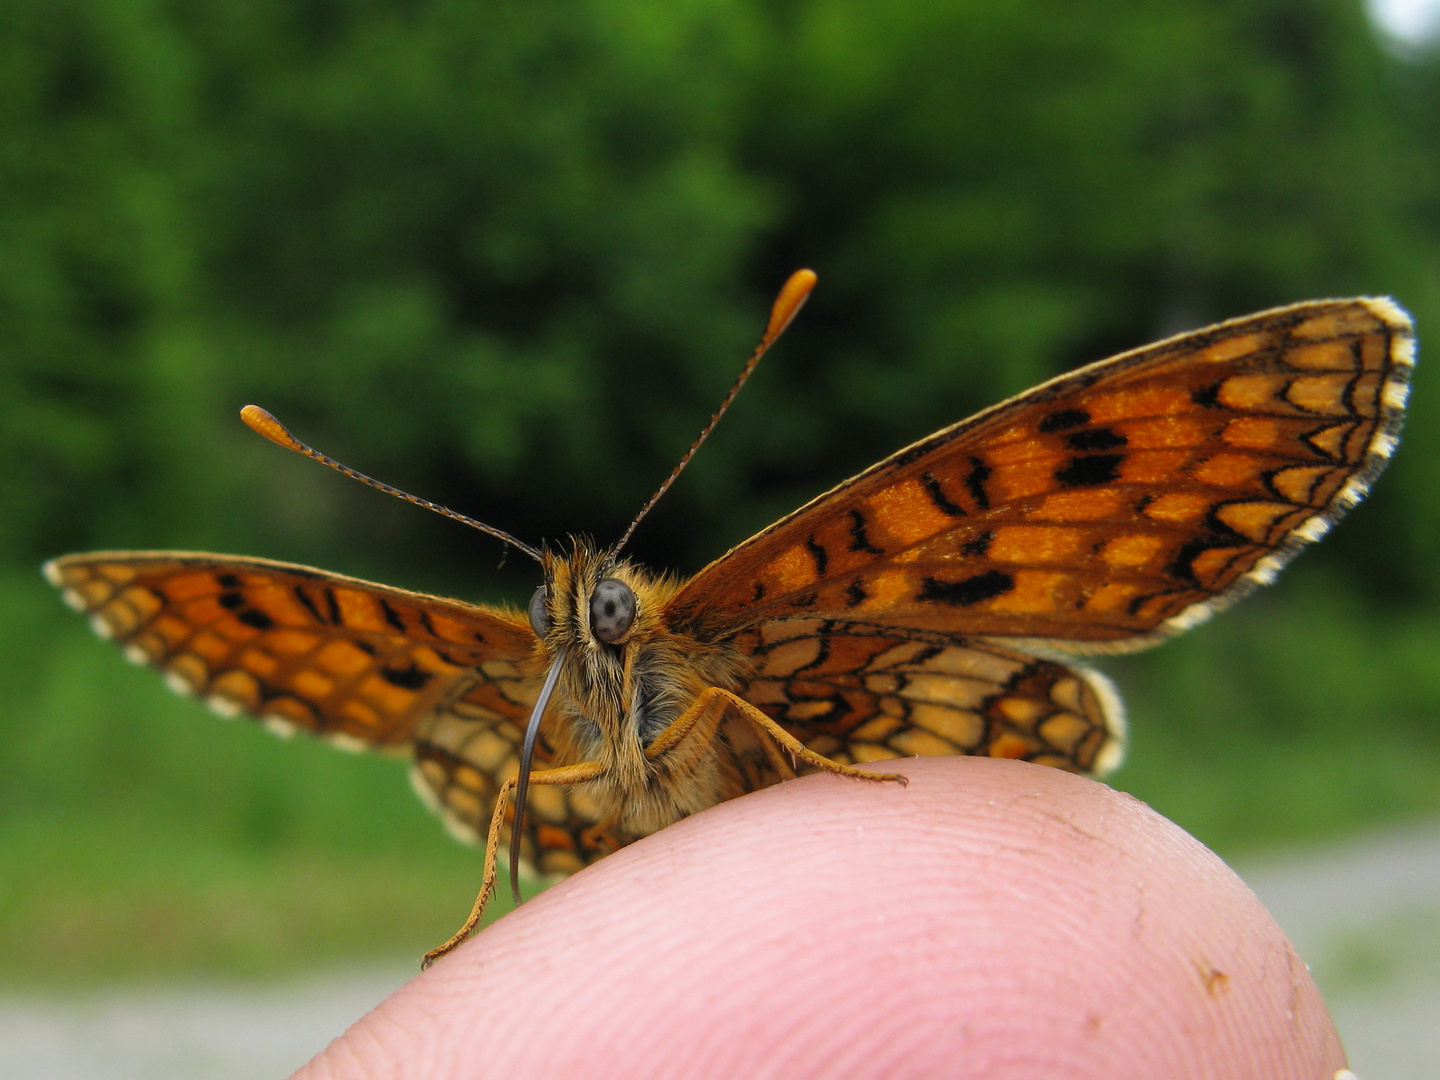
[679,298,1410,784]
[667,298,1412,653]
[727,617,1124,782]
[42,552,630,876]
[411,695,641,877]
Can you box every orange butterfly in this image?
[45,271,1413,964]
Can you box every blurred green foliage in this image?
[2,0,1438,982]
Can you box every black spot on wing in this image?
[238,608,275,630]
[217,573,243,589]
[919,570,1015,607]
[964,457,992,510]
[294,587,327,624]
[323,589,341,625]
[380,664,432,690]
[215,591,280,631]
[847,510,885,554]
[1055,454,1123,487]
[844,580,867,608]
[1192,382,1223,408]
[805,535,828,576]
[1065,428,1127,452]
[920,471,965,517]
[379,599,406,634]
[1038,408,1090,433]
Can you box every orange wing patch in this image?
[731,618,1124,777]
[668,298,1411,650]
[43,552,537,747]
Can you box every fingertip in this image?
[301,759,1345,1079]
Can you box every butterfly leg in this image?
[423,759,605,968]
[647,686,906,787]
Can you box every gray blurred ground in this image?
[1237,820,1440,1080]
[1,822,1436,1080]
[0,966,410,1080]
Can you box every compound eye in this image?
[589,578,636,643]
[527,586,549,638]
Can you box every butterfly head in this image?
[528,538,667,657]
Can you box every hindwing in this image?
[411,689,642,876]
[730,618,1125,784]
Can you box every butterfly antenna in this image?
[241,405,543,563]
[609,269,818,559]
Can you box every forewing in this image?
[732,618,1125,778]
[668,299,1413,651]
[44,551,538,745]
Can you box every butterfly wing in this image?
[412,693,640,876]
[44,551,538,740]
[43,552,628,875]
[667,298,1413,652]
[725,618,1125,782]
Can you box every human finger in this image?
[296,756,1346,1080]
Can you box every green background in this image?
[2,0,1438,984]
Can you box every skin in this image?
[295,757,1348,1080]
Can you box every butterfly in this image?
[45,270,1413,965]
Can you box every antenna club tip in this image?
[766,269,818,339]
[240,404,302,451]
